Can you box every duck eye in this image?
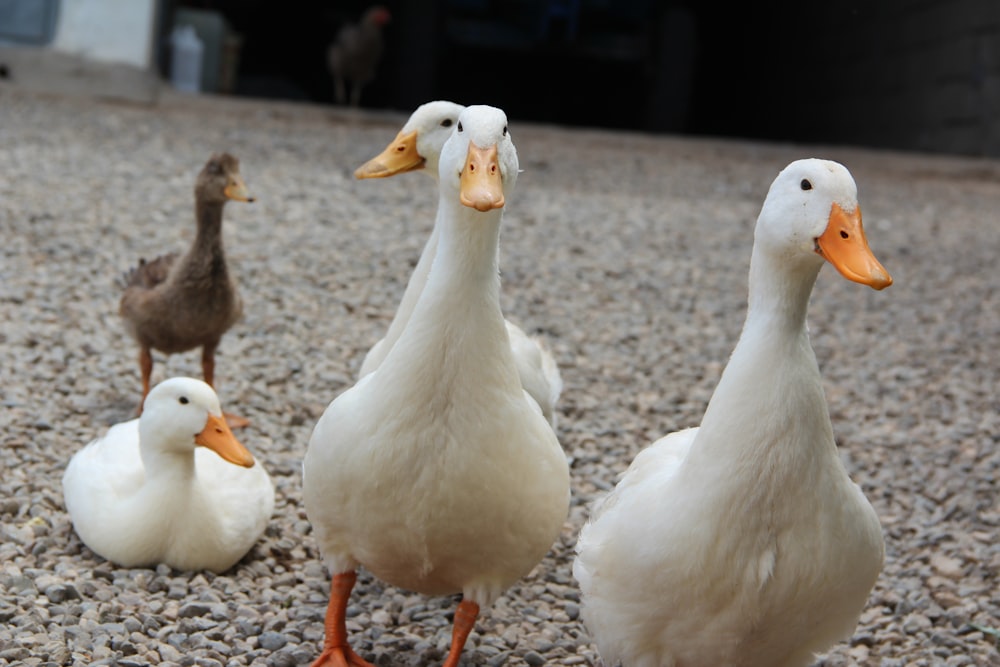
[441,119,453,127]
[800,179,812,191]
[179,396,189,405]
[457,122,463,132]
[502,125,508,136]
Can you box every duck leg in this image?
[201,340,219,388]
[310,571,374,667]
[441,599,479,667]
[202,341,249,429]
[137,346,154,415]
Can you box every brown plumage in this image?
[120,253,176,290]
[119,153,254,422]
[327,5,391,107]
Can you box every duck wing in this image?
[588,426,698,525]
[506,321,562,428]
[62,420,147,524]
[120,253,178,290]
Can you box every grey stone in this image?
[524,650,546,667]
[258,631,288,651]
[177,602,212,618]
[266,651,299,667]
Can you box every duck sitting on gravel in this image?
[303,105,570,667]
[62,377,274,574]
[119,153,254,427]
[573,159,892,667]
[354,100,564,427]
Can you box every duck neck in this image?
[688,246,835,482]
[383,198,516,389]
[138,427,197,486]
[744,245,821,336]
[425,199,503,301]
[379,224,440,353]
[185,199,228,278]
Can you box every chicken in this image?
[327,6,391,107]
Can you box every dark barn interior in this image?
[133,0,1000,158]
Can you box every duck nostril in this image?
[840,231,849,239]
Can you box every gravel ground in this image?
[1,88,998,667]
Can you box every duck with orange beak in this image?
[574,158,891,667]
[62,377,274,573]
[303,106,570,667]
[353,100,565,428]
[119,153,254,427]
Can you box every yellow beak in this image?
[355,129,425,179]
[224,175,255,202]
[816,203,892,290]
[459,142,504,212]
[195,413,256,468]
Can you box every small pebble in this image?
[259,631,288,651]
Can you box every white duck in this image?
[573,159,892,667]
[62,377,274,573]
[304,105,570,667]
[354,100,563,427]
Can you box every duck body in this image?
[576,348,884,667]
[304,106,569,667]
[308,327,567,598]
[62,378,274,573]
[120,237,240,355]
[119,153,253,412]
[355,100,563,426]
[574,159,891,667]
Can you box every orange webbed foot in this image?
[311,571,370,667]
[223,412,250,429]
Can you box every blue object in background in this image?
[0,0,60,45]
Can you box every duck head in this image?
[363,5,391,28]
[756,158,892,290]
[439,105,519,212]
[355,101,466,179]
[139,377,255,468]
[197,153,255,205]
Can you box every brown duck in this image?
[120,153,254,426]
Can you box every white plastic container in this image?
[170,25,203,93]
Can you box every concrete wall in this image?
[51,0,158,68]
[0,0,161,102]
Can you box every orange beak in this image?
[355,129,425,179]
[195,413,256,468]
[224,174,255,202]
[816,203,893,290]
[459,142,504,212]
